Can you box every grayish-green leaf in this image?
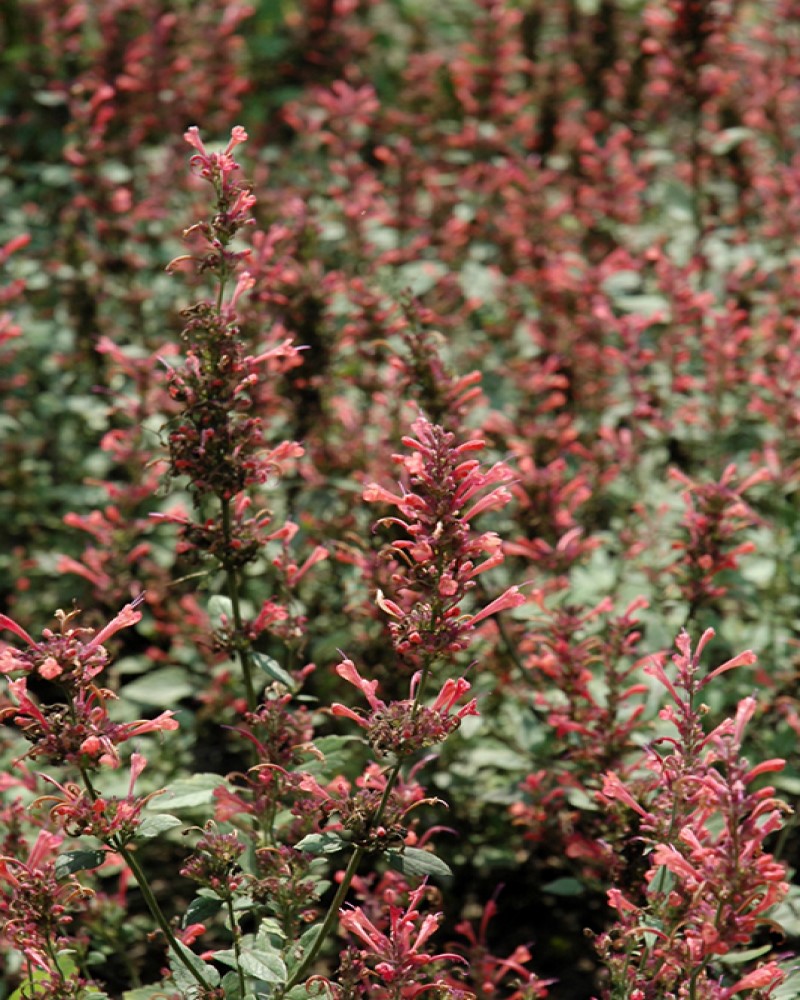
[386,847,452,879]
[252,651,295,689]
[295,831,347,855]
[55,849,107,879]
[136,814,183,840]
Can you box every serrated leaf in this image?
[238,946,287,982]
[148,773,223,811]
[183,894,224,927]
[136,813,183,839]
[386,847,452,880]
[122,667,194,705]
[169,942,220,993]
[252,651,295,689]
[55,849,107,879]
[294,831,347,855]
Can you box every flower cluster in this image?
[0,830,89,982]
[364,417,524,664]
[332,658,478,758]
[163,126,303,504]
[180,822,246,897]
[0,600,178,769]
[336,884,465,999]
[35,754,158,846]
[669,465,769,617]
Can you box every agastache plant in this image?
[0,602,214,996]
[598,629,789,999]
[161,126,308,712]
[283,419,525,993]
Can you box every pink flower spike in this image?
[732,695,758,745]
[469,586,525,626]
[462,487,512,522]
[0,613,35,646]
[340,905,388,952]
[38,656,63,680]
[694,626,716,661]
[643,655,681,705]
[363,483,405,506]
[376,589,404,619]
[746,758,785,781]
[651,844,699,882]
[230,270,255,310]
[432,677,471,714]
[722,962,783,997]
[27,829,64,871]
[290,545,328,585]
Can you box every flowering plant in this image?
[3,2,800,998]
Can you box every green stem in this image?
[221,495,258,712]
[119,846,212,990]
[285,751,407,989]
[80,768,212,992]
[284,845,365,990]
[227,894,246,997]
[284,654,438,991]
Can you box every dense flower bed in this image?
[2,2,800,998]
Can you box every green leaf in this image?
[122,666,195,705]
[386,847,452,880]
[710,126,755,155]
[168,942,220,993]
[184,894,224,927]
[7,953,95,999]
[208,594,233,625]
[282,984,329,999]
[294,831,347,855]
[136,813,183,839]
[716,943,773,966]
[220,971,245,999]
[541,877,585,897]
[252,651,295,689]
[55,849,107,879]
[238,947,287,982]
[148,773,223,811]
[310,734,361,757]
[122,987,175,1000]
